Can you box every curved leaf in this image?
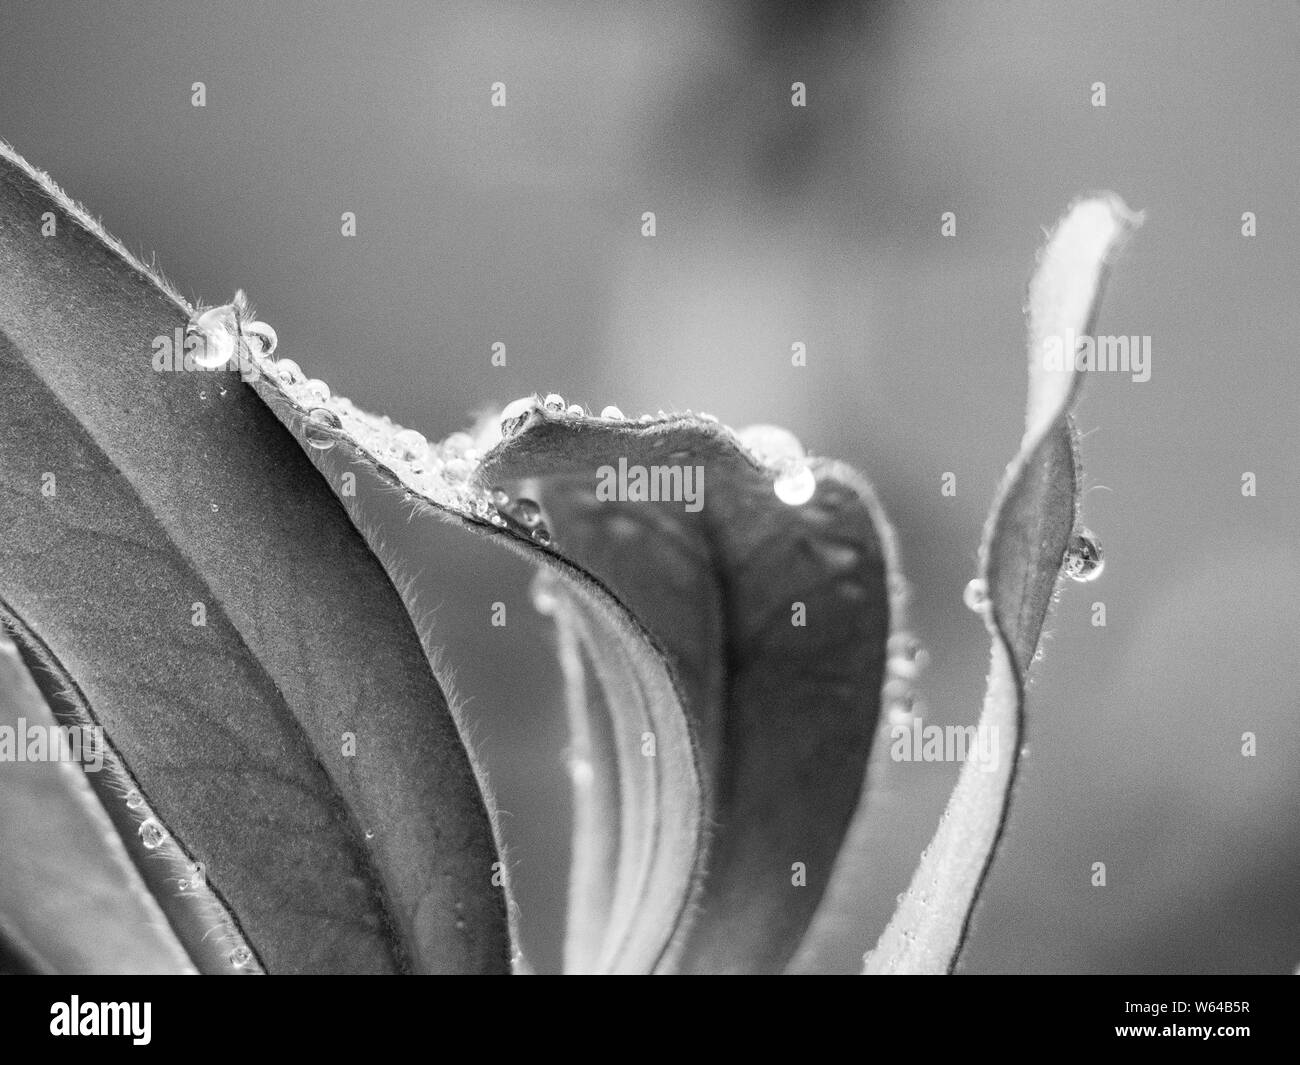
[864,195,1140,975]
[0,143,510,973]
[476,409,900,974]
[248,350,900,973]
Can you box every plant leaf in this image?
[0,143,510,973]
[475,411,900,974]
[254,346,901,973]
[0,625,196,974]
[864,195,1140,975]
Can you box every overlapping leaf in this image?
[0,144,510,974]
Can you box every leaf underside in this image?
[474,409,898,973]
[0,145,510,973]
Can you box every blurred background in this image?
[2,0,1296,973]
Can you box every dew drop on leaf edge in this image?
[1064,528,1105,582]
[138,818,167,850]
[773,464,816,506]
[963,577,989,613]
[304,407,342,450]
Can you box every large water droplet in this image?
[490,487,510,507]
[963,578,989,612]
[542,393,565,412]
[305,407,342,450]
[1064,528,1105,582]
[531,524,552,546]
[189,306,238,369]
[125,789,145,810]
[773,464,816,506]
[138,818,168,850]
[600,405,624,420]
[566,404,584,417]
[228,945,253,969]
[500,396,534,422]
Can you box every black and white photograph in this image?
[0,0,1295,1037]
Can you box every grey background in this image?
[1,0,1296,973]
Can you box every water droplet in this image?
[887,635,929,678]
[189,306,238,369]
[441,431,474,457]
[542,393,565,412]
[490,487,510,506]
[300,378,331,406]
[364,829,375,840]
[509,498,542,528]
[228,945,253,969]
[887,702,915,727]
[500,395,534,421]
[531,525,552,546]
[887,632,922,659]
[566,404,584,416]
[198,389,207,400]
[242,320,277,355]
[217,385,228,397]
[393,428,428,462]
[138,818,168,850]
[736,424,805,466]
[1064,528,1105,582]
[638,414,654,423]
[455,918,467,931]
[274,358,305,386]
[304,407,341,450]
[125,789,145,810]
[963,578,989,612]
[209,502,219,512]
[773,464,816,506]
[600,405,624,420]
[443,458,471,482]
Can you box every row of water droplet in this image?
[124,787,257,970]
[190,296,826,541]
